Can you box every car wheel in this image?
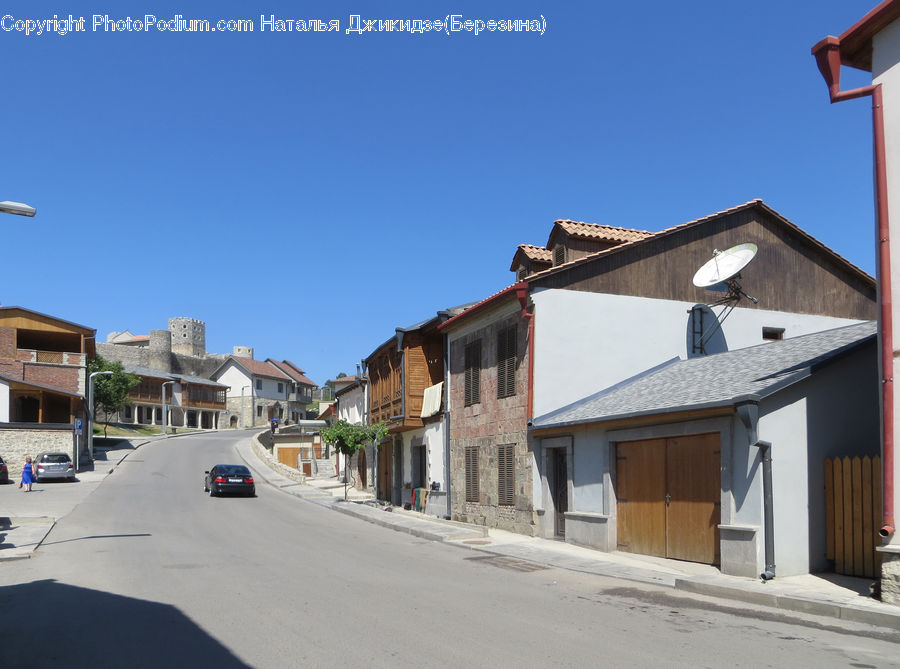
[208,487,216,497]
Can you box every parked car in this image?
[34,452,75,482]
[0,456,8,484]
[204,464,255,497]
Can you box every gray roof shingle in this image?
[533,321,876,429]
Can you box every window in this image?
[497,326,517,398]
[256,405,262,417]
[763,327,785,341]
[498,444,515,506]
[277,383,284,393]
[464,340,481,406]
[517,267,528,282]
[465,445,479,502]
[256,379,262,390]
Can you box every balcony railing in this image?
[16,349,85,366]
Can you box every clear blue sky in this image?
[0,1,882,386]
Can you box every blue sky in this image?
[0,1,881,385]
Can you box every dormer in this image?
[509,245,552,280]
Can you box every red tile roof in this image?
[551,220,653,245]
[268,359,317,386]
[517,244,553,262]
[231,357,291,380]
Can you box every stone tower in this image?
[233,345,254,359]
[169,317,206,357]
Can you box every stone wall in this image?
[0,426,76,474]
[447,306,535,535]
[250,430,306,484]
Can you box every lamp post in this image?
[240,385,251,428]
[161,381,174,435]
[0,200,36,217]
[87,370,113,465]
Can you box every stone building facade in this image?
[443,294,534,535]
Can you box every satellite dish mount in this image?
[690,243,760,351]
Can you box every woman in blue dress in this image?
[20,456,34,491]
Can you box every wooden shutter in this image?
[498,444,515,506]
[465,445,479,502]
[553,245,566,266]
[464,340,481,406]
[497,326,516,399]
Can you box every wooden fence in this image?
[824,455,882,578]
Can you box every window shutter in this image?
[498,444,515,506]
[465,445,479,502]
[553,245,566,266]
[497,326,516,399]
[464,341,481,406]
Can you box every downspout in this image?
[737,402,775,580]
[813,38,894,537]
[515,283,535,421]
[443,331,452,519]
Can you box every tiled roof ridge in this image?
[527,199,874,285]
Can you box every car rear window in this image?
[41,454,71,463]
[218,465,250,476]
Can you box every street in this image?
[1,431,899,668]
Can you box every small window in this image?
[465,445,479,502]
[763,327,785,341]
[256,405,262,417]
[464,340,482,407]
[497,444,515,506]
[256,379,262,390]
[497,326,517,398]
[517,267,528,282]
[278,383,284,393]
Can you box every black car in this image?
[0,456,8,484]
[204,464,255,497]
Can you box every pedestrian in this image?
[270,418,278,434]
[20,456,35,492]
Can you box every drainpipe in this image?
[737,402,775,579]
[515,283,535,421]
[813,38,894,537]
[443,331,452,520]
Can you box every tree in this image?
[88,355,140,437]
[321,420,389,500]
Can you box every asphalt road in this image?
[1,431,899,668]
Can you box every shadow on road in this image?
[0,580,251,668]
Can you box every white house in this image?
[813,0,900,601]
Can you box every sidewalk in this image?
[233,438,900,631]
[0,436,163,561]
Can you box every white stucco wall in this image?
[531,289,864,416]
[0,380,9,422]
[336,385,366,425]
[874,16,900,550]
[424,420,445,487]
[215,364,251,399]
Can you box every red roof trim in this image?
[437,282,527,332]
[832,0,900,71]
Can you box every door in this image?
[552,449,568,538]
[377,443,391,501]
[616,434,720,564]
[412,445,426,490]
[358,449,368,489]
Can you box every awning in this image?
[420,382,443,418]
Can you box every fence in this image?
[824,455,882,578]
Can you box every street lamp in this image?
[161,381,174,435]
[87,370,113,465]
[240,385,251,428]
[0,201,36,217]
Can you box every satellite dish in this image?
[692,243,758,288]
[689,243,760,354]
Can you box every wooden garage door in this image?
[277,446,301,469]
[617,434,720,565]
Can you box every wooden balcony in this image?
[16,349,85,366]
